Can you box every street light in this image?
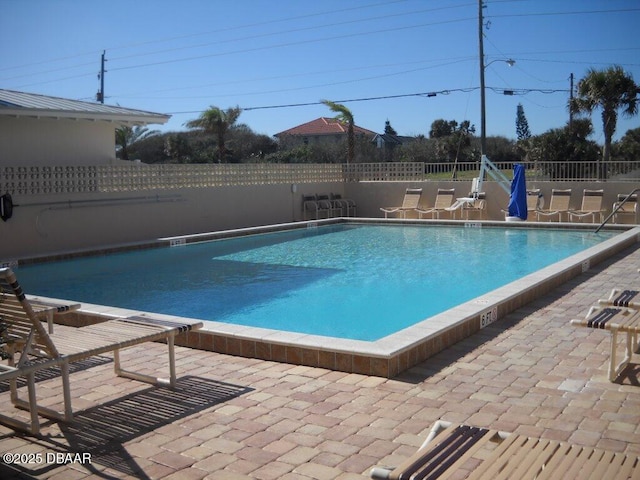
[479,57,515,157]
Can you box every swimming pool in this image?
[13,220,640,377]
[14,223,619,340]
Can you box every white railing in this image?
[425,160,640,182]
[1,161,638,196]
[343,162,425,182]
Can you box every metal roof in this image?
[0,89,170,125]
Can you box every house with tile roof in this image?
[0,89,169,166]
[274,117,377,147]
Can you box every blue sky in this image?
[2,0,639,143]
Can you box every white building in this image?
[0,89,169,166]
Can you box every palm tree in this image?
[571,66,638,177]
[115,125,159,160]
[321,100,355,164]
[185,106,242,163]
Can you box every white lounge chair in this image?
[380,188,423,219]
[612,193,638,224]
[535,188,572,222]
[571,305,640,381]
[568,189,605,223]
[416,188,456,219]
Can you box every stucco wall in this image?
[0,117,115,165]
[346,181,638,221]
[0,182,345,260]
[1,180,637,262]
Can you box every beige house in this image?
[274,117,377,146]
[0,89,169,166]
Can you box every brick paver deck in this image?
[2,243,639,479]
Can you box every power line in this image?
[0,0,413,73]
[490,7,640,20]
[103,0,415,55]
[109,3,475,64]
[5,3,638,96]
[114,57,476,100]
[243,88,480,111]
[108,17,475,73]
[108,8,640,74]
[166,85,573,115]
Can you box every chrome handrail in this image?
[595,188,640,233]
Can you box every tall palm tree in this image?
[115,125,159,160]
[322,100,355,164]
[571,66,638,176]
[185,106,241,163]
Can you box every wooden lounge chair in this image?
[381,188,423,219]
[370,420,640,479]
[416,188,456,219]
[571,305,640,381]
[0,267,203,434]
[535,188,572,222]
[568,189,605,223]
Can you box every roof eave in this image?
[0,107,170,125]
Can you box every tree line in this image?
[119,66,639,171]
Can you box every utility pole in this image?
[96,50,106,103]
[479,0,486,157]
[568,73,574,130]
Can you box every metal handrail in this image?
[595,188,640,233]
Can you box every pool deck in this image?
[2,242,640,479]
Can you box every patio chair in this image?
[535,188,572,222]
[460,192,486,220]
[416,188,456,219]
[568,189,605,223]
[380,188,423,219]
[612,193,638,224]
[330,193,356,217]
[303,194,331,220]
[0,267,203,434]
[526,189,543,216]
[370,420,640,479]
[316,194,342,217]
[570,305,640,381]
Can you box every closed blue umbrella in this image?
[507,164,527,220]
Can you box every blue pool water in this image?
[16,224,616,341]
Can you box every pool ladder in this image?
[595,188,640,233]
